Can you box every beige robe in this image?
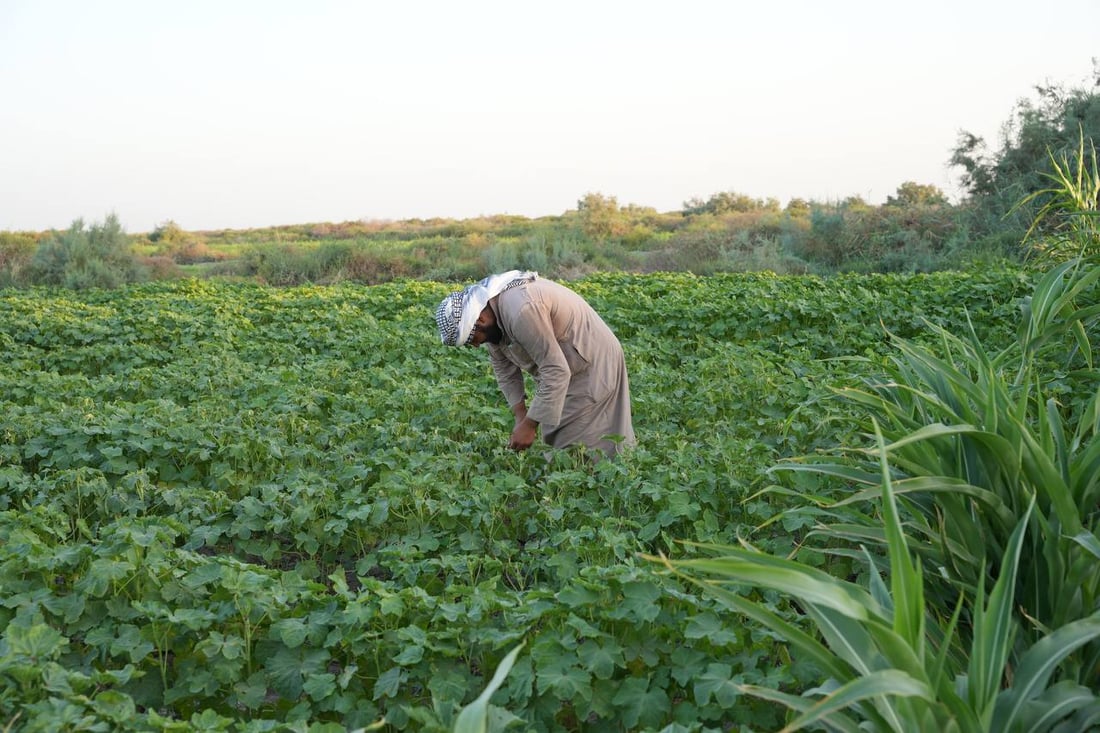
[485,278,635,457]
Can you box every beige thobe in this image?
[485,278,635,457]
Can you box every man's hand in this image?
[508,417,538,451]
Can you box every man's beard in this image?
[483,324,504,344]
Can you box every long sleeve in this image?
[488,346,527,408]
[505,299,571,428]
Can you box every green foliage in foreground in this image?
[657,249,1100,730]
[0,270,1032,730]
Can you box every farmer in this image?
[435,270,635,458]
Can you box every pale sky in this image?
[1,1,1097,233]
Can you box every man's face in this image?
[470,305,503,346]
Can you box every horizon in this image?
[2,0,1097,234]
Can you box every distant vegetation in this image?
[2,70,1097,290]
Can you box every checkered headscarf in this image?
[435,270,537,346]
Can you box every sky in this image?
[1,1,1097,234]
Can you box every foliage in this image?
[452,643,525,733]
[24,214,147,289]
[780,227,1100,683]
[653,158,1100,730]
[653,432,1100,732]
[1015,128,1100,261]
[149,220,188,244]
[5,176,1008,289]
[682,192,782,217]
[950,64,1100,247]
[0,270,1031,730]
[574,193,630,240]
[885,182,949,208]
[0,232,38,287]
[797,191,960,272]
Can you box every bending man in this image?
[435,270,635,458]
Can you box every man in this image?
[435,270,635,458]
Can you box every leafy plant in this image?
[0,270,1035,730]
[647,166,1100,731]
[773,255,1100,689]
[452,642,525,733]
[1015,127,1100,261]
[25,214,148,289]
[651,425,1100,732]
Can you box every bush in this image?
[25,214,147,289]
[0,231,38,286]
[241,243,349,286]
[482,229,609,278]
[139,255,183,280]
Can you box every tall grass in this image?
[1016,128,1100,262]
[652,143,1100,729]
[650,427,1100,732]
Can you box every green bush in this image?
[0,231,38,287]
[25,214,147,289]
[950,68,1100,251]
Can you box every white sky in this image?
[1,0,1097,233]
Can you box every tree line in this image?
[2,67,1098,289]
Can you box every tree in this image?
[575,192,627,239]
[785,198,811,216]
[682,191,780,216]
[950,62,1100,237]
[885,181,948,207]
[149,219,187,243]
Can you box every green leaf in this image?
[1018,680,1099,732]
[6,618,67,660]
[576,639,623,680]
[692,663,740,707]
[610,676,670,731]
[992,611,1100,730]
[779,668,935,733]
[969,501,1031,722]
[1068,530,1100,561]
[648,554,854,683]
[110,624,155,663]
[683,612,740,646]
[232,672,269,710]
[372,666,405,701]
[674,540,880,622]
[303,672,337,701]
[535,658,591,701]
[734,683,862,733]
[90,690,138,722]
[873,420,925,655]
[453,642,525,733]
[393,644,424,666]
[558,581,602,603]
[610,580,662,622]
[271,618,309,648]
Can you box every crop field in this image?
[0,270,1032,731]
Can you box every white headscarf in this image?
[435,270,538,346]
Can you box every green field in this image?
[0,270,1037,731]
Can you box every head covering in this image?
[436,270,537,346]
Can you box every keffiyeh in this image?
[435,270,538,346]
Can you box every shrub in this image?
[0,231,38,286]
[139,255,183,280]
[148,219,187,244]
[25,214,147,289]
[1015,128,1100,262]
